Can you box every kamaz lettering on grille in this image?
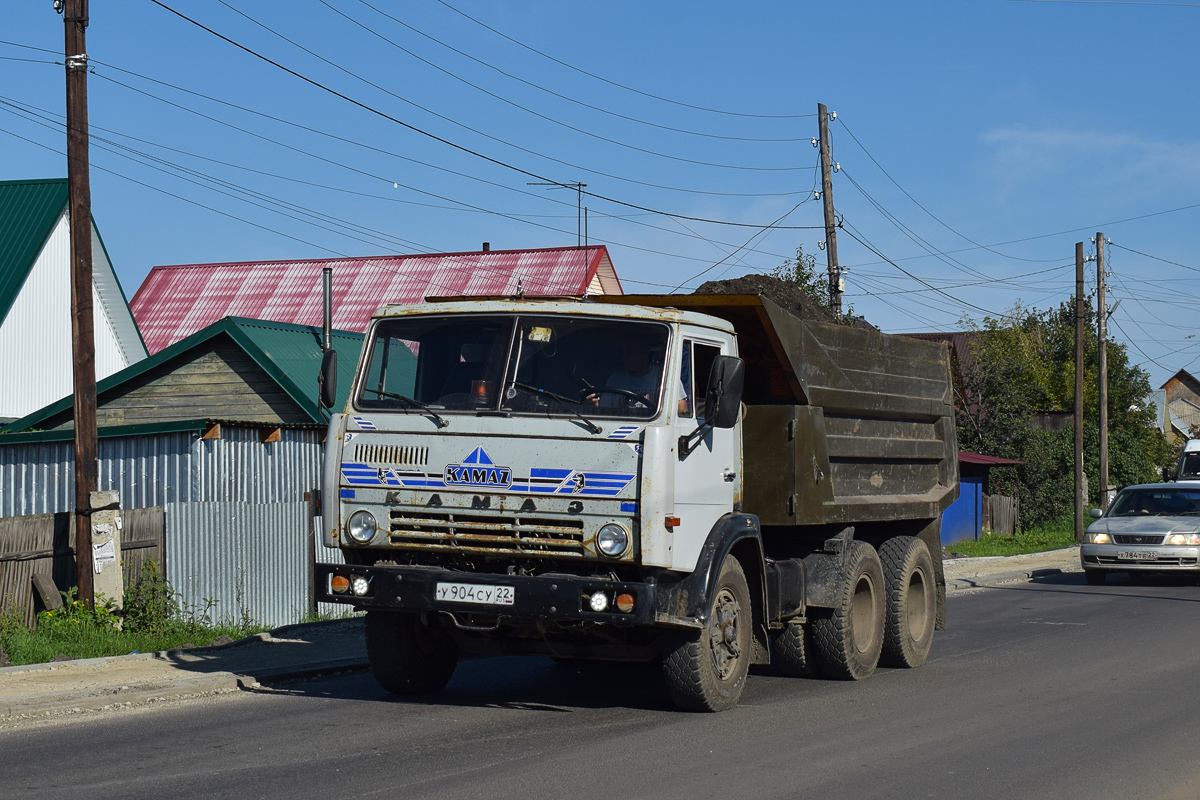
[443,447,513,489]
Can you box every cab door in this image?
[670,335,738,571]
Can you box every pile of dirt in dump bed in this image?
[693,274,840,324]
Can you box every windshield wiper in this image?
[511,382,602,435]
[363,388,449,428]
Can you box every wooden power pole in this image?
[1096,232,1109,509]
[1075,242,1086,541]
[63,0,97,605]
[817,103,842,320]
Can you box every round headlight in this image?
[346,510,378,544]
[597,523,630,558]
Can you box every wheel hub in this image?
[709,587,742,680]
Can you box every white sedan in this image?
[1080,483,1200,585]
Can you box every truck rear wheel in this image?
[770,620,820,678]
[811,541,885,680]
[879,536,936,668]
[662,555,752,712]
[365,610,459,694]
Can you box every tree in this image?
[772,244,828,310]
[957,301,1170,529]
[772,244,860,324]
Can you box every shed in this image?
[941,452,1025,545]
[130,245,623,354]
[0,178,147,421]
[0,316,362,626]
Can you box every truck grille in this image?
[388,510,586,558]
[354,444,429,467]
[1113,535,1165,545]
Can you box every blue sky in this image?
[3,1,1198,389]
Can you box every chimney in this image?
[482,242,490,252]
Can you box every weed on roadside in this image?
[947,514,1079,557]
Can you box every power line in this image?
[220,0,809,174]
[145,1,823,228]
[432,0,815,120]
[835,116,1063,264]
[349,0,806,143]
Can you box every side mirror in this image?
[319,349,338,410]
[1163,467,1174,482]
[703,355,745,430]
[1088,508,1103,519]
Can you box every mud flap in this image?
[915,518,946,630]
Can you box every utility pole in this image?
[1075,242,1085,541]
[1096,232,1109,509]
[817,103,842,320]
[62,0,97,605]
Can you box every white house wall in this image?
[0,210,133,420]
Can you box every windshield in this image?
[1180,452,1200,480]
[1108,488,1200,517]
[356,313,670,419]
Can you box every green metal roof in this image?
[0,178,69,324]
[0,316,363,433]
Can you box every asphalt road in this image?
[4,571,1200,800]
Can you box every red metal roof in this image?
[130,245,622,354]
[959,451,1024,466]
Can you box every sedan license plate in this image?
[435,582,515,606]
[1117,550,1157,561]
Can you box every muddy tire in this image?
[663,556,752,712]
[811,541,885,680]
[878,536,936,669]
[365,610,459,694]
[1085,569,1107,586]
[770,620,820,678]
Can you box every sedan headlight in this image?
[597,523,630,558]
[1167,533,1200,545]
[346,510,378,544]
[1083,532,1111,544]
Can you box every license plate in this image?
[1117,551,1157,561]
[435,582,515,606]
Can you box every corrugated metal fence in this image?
[165,502,310,629]
[0,427,323,518]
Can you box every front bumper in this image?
[1080,544,1200,571]
[315,562,661,626]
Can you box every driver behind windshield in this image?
[588,337,688,414]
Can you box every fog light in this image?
[351,575,370,596]
[589,591,609,612]
[330,574,350,594]
[346,510,377,544]
[615,593,635,613]
[597,524,630,558]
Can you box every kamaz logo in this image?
[444,447,512,489]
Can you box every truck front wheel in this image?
[365,610,459,694]
[811,541,885,680]
[662,555,752,712]
[878,536,936,668]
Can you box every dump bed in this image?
[596,294,958,526]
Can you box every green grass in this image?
[0,561,271,667]
[946,514,1080,557]
[0,610,266,666]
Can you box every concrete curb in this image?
[947,564,1082,592]
[1,672,243,719]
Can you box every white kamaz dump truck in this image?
[316,294,958,711]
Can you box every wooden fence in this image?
[0,508,164,627]
[983,494,1019,536]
